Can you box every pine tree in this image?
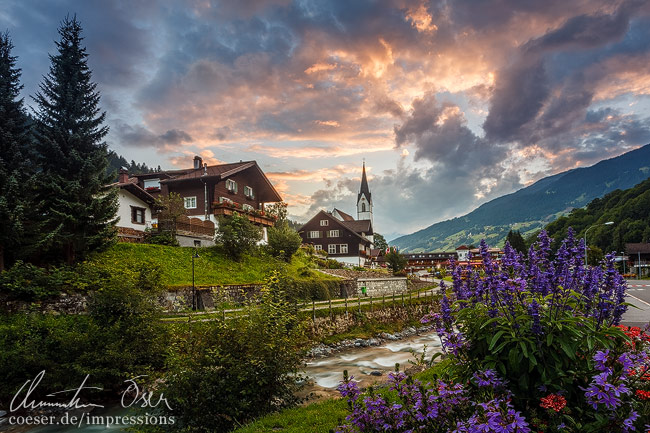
[0,32,35,271]
[506,230,527,254]
[32,16,117,264]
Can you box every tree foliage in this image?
[385,251,407,274]
[0,32,35,271]
[32,16,117,264]
[373,233,388,251]
[154,192,186,240]
[215,212,262,260]
[267,221,302,262]
[505,230,527,254]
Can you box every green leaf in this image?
[489,330,506,350]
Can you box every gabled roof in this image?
[340,219,373,235]
[333,208,355,221]
[456,245,470,250]
[112,179,156,205]
[358,161,371,204]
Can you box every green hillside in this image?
[87,243,336,287]
[545,177,650,254]
[392,144,650,252]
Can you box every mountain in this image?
[545,177,650,254]
[391,144,650,252]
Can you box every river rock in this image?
[368,338,381,346]
[369,370,383,376]
[380,332,399,340]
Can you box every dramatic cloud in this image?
[4,0,650,238]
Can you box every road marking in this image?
[626,293,650,308]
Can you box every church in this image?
[298,163,375,267]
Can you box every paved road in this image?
[622,280,650,328]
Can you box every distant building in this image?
[299,163,374,266]
[626,243,650,277]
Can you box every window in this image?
[361,203,366,212]
[320,219,329,226]
[131,206,145,224]
[328,230,340,238]
[244,185,254,199]
[339,244,348,254]
[309,231,320,238]
[218,196,233,204]
[328,244,337,254]
[184,196,197,209]
[226,179,238,193]
[194,240,202,247]
[242,203,254,212]
[143,179,160,190]
[314,245,323,251]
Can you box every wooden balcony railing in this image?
[212,202,276,227]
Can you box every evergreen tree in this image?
[0,32,34,271]
[32,16,117,264]
[506,230,527,254]
[373,233,388,251]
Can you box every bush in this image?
[215,212,262,260]
[145,229,179,246]
[336,230,650,432]
[267,221,302,262]
[0,263,168,406]
[158,272,307,432]
[0,261,71,299]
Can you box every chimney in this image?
[193,155,203,169]
[118,168,129,183]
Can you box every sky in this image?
[3,0,650,240]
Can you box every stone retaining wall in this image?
[356,277,408,296]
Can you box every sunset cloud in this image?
[3,0,650,238]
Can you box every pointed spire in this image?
[358,160,371,204]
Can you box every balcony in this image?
[212,202,276,227]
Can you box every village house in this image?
[113,156,282,246]
[299,163,374,266]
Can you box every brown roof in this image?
[333,208,355,221]
[299,210,372,244]
[340,219,373,235]
[161,161,256,182]
[626,243,650,254]
[112,179,156,205]
[456,245,470,250]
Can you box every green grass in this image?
[234,398,349,433]
[86,243,337,287]
[232,358,454,433]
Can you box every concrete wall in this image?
[176,234,216,247]
[356,277,408,296]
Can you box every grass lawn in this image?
[234,398,349,433]
[86,243,337,287]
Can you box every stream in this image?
[11,331,442,432]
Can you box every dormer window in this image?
[320,220,329,226]
[144,178,160,190]
[244,185,254,199]
[226,179,238,193]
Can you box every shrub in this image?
[158,272,307,432]
[0,263,167,406]
[0,261,70,299]
[215,212,262,260]
[336,230,650,432]
[385,251,407,275]
[267,221,302,262]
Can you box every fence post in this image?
[370,296,373,312]
[222,308,225,321]
[358,296,361,313]
[392,291,395,304]
[312,300,316,321]
[345,296,348,318]
[329,299,332,318]
[402,293,405,307]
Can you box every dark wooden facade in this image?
[299,210,372,261]
[131,159,281,227]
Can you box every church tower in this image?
[357,161,373,224]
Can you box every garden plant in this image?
[336,230,650,432]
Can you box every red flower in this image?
[636,389,650,400]
[540,394,566,412]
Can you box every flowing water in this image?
[300,331,442,400]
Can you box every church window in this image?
[361,203,366,212]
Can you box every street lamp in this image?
[584,221,614,266]
[620,251,627,275]
[192,249,200,311]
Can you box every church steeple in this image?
[357,161,373,223]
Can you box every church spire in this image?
[358,161,371,204]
